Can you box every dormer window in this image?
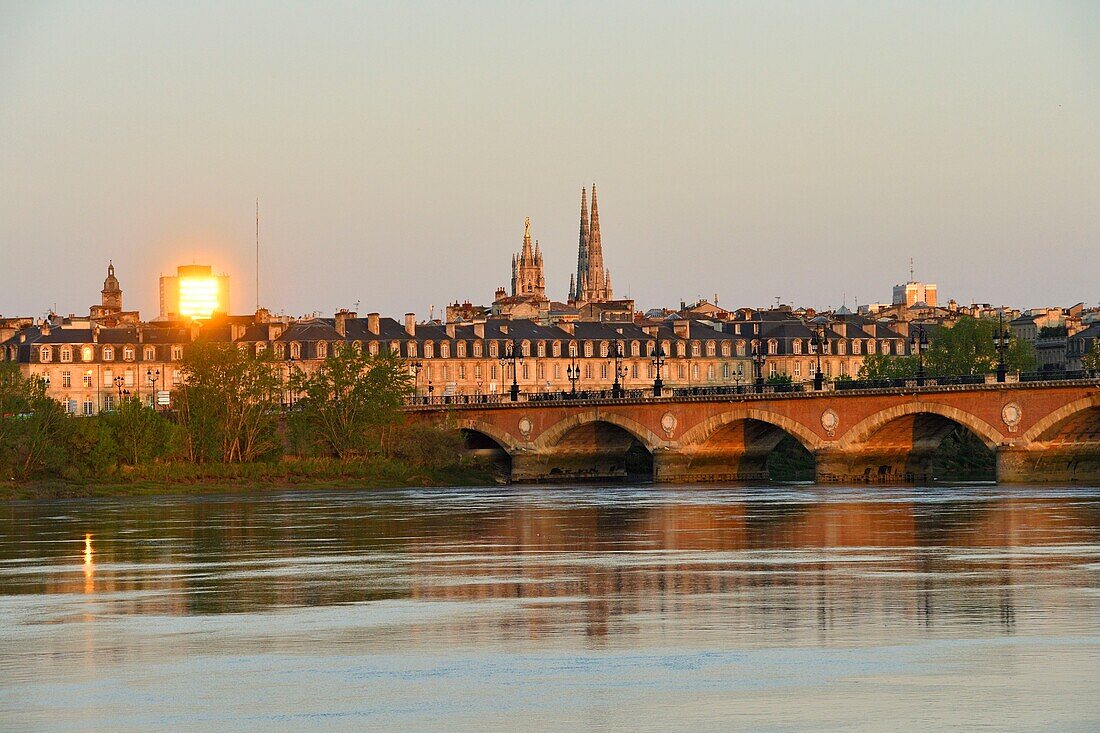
[82,346,94,362]
[123,346,135,361]
[40,346,52,362]
[143,346,155,361]
[60,346,72,363]
[316,341,328,359]
[102,346,114,361]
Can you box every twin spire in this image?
[509,184,614,306]
[570,184,612,304]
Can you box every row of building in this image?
[2,188,1098,414]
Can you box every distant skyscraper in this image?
[569,184,613,304]
[159,264,231,320]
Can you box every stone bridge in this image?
[406,380,1100,484]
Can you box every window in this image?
[473,342,482,357]
[368,342,379,356]
[706,341,716,357]
[255,343,266,355]
[424,342,434,359]
[60,346,72,363]
[274,343,285,359]
[793,339,802,355]
[707,365,715,381]
[143,346,155,361]
[172,345,183,360]
[721,343,731,357]
[601,363,608,379]
[691,341,701,357]
[794,362,802,377]
[475,364,482,380]
[62,370,71,388]
[102,346,114,361]
[123,346,135,361]
[838,340,847,355]
[551,341,561,357]
[769,363,777,376]
[40,346,52,362]
[553,364,561,379]
[585,364,593,379]
[631,363,638,379]
[676,342,686,357]
[584,342,593,357]
[103,395,115,412]
[723,363,730,379]
[536,341,545,358]
[522,363,529,380]
[291,342,302,359]
[767,339,778,354]
[600,341,609,358]
[521,341,531,357]
[677,364,685,379]
[440,342,449,359]
[489,341,499,358]
[631,341,640,357]
[82,398,94,416]
[736,341,746,356]
[853,340,861,355]
[82,346,94,362]
[458,364,466,379]
[692,364,700,380]
[124,370,134,387]
[317,342,328,359]
[407,342,417,358]
[456,341,466,358]
[83,371,93,388]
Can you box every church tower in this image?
[101,261,122,311]
[511,217,546,299]
[573,184,613,304]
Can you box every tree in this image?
[1083,347,1100,375]
[107,398,176,465]
[856,354,918,381]
[175,342,283,463]
[765,373,793,386]
[289,348,413,459]
[0,363,69,479]
[924,317,1036,376]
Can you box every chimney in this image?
[446,324,456,338]
[643,325,658,337]
[499,323,508,335]
[40,322,50,336]
[404,313,416,336]
[190,321,201,343]
[473,321,485,338]
[267,322,285,340]
[92,325,100,343]
[334,309,350,337]
[673,320,690,339]
[559,321,574,335]
[367,313,380,335]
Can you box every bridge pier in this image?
[815,447,935,485]
[997,446,1100,484]
[652,449,770,483]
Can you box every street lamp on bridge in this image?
[810,316,829,391]
[910,323,929,387]
[996,308,1011,383]
[651,337,665,397]
[608,341,628,399]
[499,339,522,401]
[566,343,580,397]
[751,339,766,393]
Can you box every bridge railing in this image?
[403,369,1100,407]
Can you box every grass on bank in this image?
[1,456,500,501]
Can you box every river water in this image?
[1,484,1099,732]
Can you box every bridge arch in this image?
[664,408,821,483]
[835,401,1003,451]
[677,408,823,453]
[822,401,1003,484]
[526,410,663,482]
[1018,394,1100,445]
[453,418,521,454]
[534,410,665,453]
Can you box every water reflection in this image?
[1,487,1099,731]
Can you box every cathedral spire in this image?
[575,187,589,302]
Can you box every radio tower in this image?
[255,199,260,311]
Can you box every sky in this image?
[1,1,1098,320]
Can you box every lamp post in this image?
[910,323,929,387]
[499,339,521,401]
[608,341,628,398]
[566,343,581,397]
[751,339,766,393]
[113,375,125,402]
[651,338,665,397]
[996,308,1010,383]
[810,317,829,391]
[146,368,160,410]
[409,359,423,402]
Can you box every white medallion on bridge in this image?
[820,409,840,437]
[518,416,533,439]
[1001,402,1022,433]
[661,412,677,438]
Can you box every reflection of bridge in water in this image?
[407,380,1100,483]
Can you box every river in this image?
[1,484,1099,731]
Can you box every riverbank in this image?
[0,457,500,501]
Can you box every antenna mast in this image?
[255,199,260,311]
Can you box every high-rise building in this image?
[892,280,938,308]
[159,265,230,320]
[569,184,613,305]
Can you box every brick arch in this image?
[534,410,665,453]
[677,408,824,452]
[835,401,1004,451]
[453,418,521,454]
[1018,394,1100,444]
